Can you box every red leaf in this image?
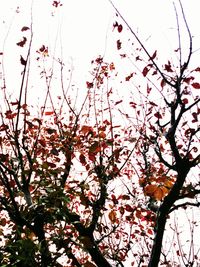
[142,66,149,77]
[194,67,200,72]
[150,50,157,61]
[164,61,173,72]
[5,110,17,119]
[88,152,96,162]
[183,76,194,84]
[39,139,46,147]
[0,124,8,131]
[182,98,188,104]
[125,73,134,81]
[86,81,93,89]
[161,79,166,88]
[147,229,153,235]
[118,24,123,33]
[79,154,86,166]
[154,112,162,119]
[52,1,62,7]
[44,111,54,116]
[125,204,134,212]
[147,84,151,94]
[192,82,200,89]
[109,62,115,71]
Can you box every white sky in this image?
[1,0,200,94]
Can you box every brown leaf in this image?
[150,50,157,61]
[20,55,27,65]
[16,37,27,47]
[117,39,122,50]
[108,210,117,223]
[142,66,149,77]
[21,26,30,31]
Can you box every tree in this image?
[0,1,199,266]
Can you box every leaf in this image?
[88,152,96,162]
[154,187,164,201]
[5,110,17,119]
[89,141,101,153]
[147,229,153,235]
[20,55,27,65]
[109,62,115,71]
[117,39,122,50]
[145,184,157,195]
[150,50,157,61]
[44,111,54,116]
[118,24,123,33]
[79,154,86,166]
[194,67,200,72]
[52,1,62,8]
[125,73,134,81]
[81,125,93,135]
[86,81,93,89]
[147,84,151,94]
[0,124,8,131]
[21,26,30,31]
[164,61,173,72]
[125,204,134,212]
[108,210,117,223]
[0,218,7,227]
[182,98,189,104]
[142,66,149,77]
[154,112,162,119]
[115,100,123,105]
[99,131,106,139]
[39,139,46,147]
[160,79,166,88]
[16,37,27,47]
[192,82,200,89]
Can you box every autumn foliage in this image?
[0,1,199,267]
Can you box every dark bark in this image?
[148,159,190,267]
[32,208,52,267]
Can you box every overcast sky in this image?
[0,0,200,99]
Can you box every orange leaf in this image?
[81,125,93,134]
[99,131,106,139]
[144,184,157,195]
[44,111,54,116]
[108,210,117,223]
[154,187,164,201]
